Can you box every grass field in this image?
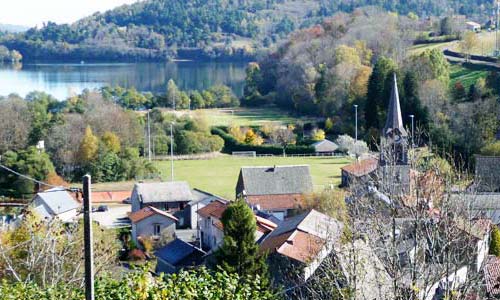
[449,63,488,90]
[92,156,352,199]
[177,107,319,127]
[408,31,498,56]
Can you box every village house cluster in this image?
[15,74,500,299]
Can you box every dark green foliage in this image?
[215,199,269,285]
[0,147,55,198]
[490,226,500,257]
[212,127,315,155]
[365,57,397,133]
[401,72,429,129]
[452,81,467,102]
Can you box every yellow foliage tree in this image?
[312,129,326,141]
[229,125,245,143]
[244,129,264,145]
[78,126,99,163]
[460,31,479,61]
[101,131,121,154]
[350,65,372,98]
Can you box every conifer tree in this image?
[215,199,269,285]
[402,72,429,129]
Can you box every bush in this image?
[212,127,315,155]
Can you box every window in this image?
[153,224,161,235]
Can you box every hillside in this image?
[0,0,494,62]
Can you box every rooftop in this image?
[155,239,205,266]
[134,181,193,203]
[35,187,80,215]
[246,194,304,211]
[341,158,378,177]
[239,165,313,196]
[128,206,178,223]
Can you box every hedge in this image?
[211,127,315,155]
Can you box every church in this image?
[341,73,411,196]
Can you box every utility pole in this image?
[354,104,358,142]
[170,122,174,182]
[409,114,415,148]
[83,175,94,300]
[147,111,151,161]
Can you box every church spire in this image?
[383,73,407,137]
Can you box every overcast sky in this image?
[0,0,139,27]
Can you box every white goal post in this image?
[232,151,257,158]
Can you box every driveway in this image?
[92,204,131,228]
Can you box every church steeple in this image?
[383,73,407,137]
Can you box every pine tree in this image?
[402,72,429,130]
[215,199,269,285]
[490,226,500,257]
[365,57,396,132]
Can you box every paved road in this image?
[92,204,131,228]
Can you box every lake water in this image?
[0,61,248,100]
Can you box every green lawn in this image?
[93,156,351,199]
[180,107,320,127]
[449,63,488,90]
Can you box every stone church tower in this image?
[379,74,411,195]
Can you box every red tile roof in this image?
[197,200,277,233]
[91,191,131,203]
[197,200,228,219]
[341,158,378,177]
[260,230,325,263]
[485,255,500,296]
[128,206,178,223]
[246,194,304,211]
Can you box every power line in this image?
[0,163,81,193]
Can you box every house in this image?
[260,210,343,283]
[187,189,227,230]
[312,139,338,155]
[130,181,194,227]
[197,199,277,251]
[155,238,206,274]
[236,165,313,220]
[466,21,481,32]
[129,206,178,244]
[341,157,378,187]
[32,187,80,222]
[456,218,491,272]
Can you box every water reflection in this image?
[0,61,247,100]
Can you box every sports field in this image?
[92,155,352,199]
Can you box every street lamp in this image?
[409,114,415,147]
[354,104,358,142]
[170,122,174,182]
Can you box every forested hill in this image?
[0,0,493,62]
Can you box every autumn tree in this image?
[311,129,326,141]
[270,125,296,156]
[460,31,479,62]
[101,131,121,154]
[166,79,181,110]
[78,126,99,164]
[0,98,31,153]
[215,199,269,285]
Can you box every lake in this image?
[0,61,248,100]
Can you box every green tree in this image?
[190,90,205,109]
[401,72,429,129]
[215,199,268,284]
[365,57,396,132]
[490,226,500,257]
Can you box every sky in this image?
[0,0,139,28]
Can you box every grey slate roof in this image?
[135,182,194,203]
[475,156,500,192]
[239,165,313,196]
[312,139,339,153]
[35,188,80,215]
[383,73,408,137]
[155,238,205,265]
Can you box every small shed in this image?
[312,139,338,155]
[341,158,378,187]
[466,21,481,32]
[155,238,206,274]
